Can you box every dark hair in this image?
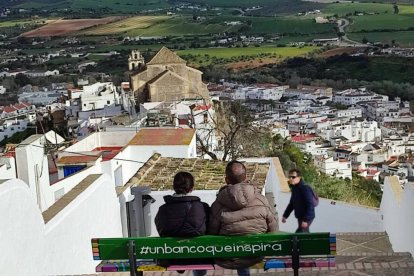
[173,171,194,194]
[225,160,247,184]
[288,168,302,177]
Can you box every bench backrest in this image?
[92,233,336,260]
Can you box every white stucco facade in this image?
[15,135,50,211]
[0,179,47,276]
[381,176,414,256]
[0,174,123,276]
[0,157,16,179]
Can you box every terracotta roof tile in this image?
[3,106,16,113]
[121,155,270,192]
[128,129,195,146]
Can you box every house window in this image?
[63,165,86,177]
[107,101,110,104]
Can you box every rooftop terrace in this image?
[122,154,269,192]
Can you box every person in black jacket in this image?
[281,168,315,233]
[155,171,209,276]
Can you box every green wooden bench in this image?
[92,232,336,276]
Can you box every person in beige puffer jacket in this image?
[208,161,278,276]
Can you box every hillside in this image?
[0,0,324,13]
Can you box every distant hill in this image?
[0,0,71,8]
[0,0,325,15]
[0,0,412,12]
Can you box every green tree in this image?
[393,4,399,14]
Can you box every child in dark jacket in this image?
[155,171,209,276]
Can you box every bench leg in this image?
[128,240,138,276]
[292,236,300,276]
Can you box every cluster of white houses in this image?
[210,82,413,184]
[1,49,413,186]
[1,48,414,275]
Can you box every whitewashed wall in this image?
[381,176,414,256]
[46,174,123,274]
[0,157,16,179]
[0,179,47,276]
[15,135,50,211]
[49,165,101,203]
[0,174,123,276]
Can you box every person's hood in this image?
[163,195,200,203]
[216,183,256,211]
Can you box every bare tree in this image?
[195,100,269,161]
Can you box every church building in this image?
[129,47,209,104]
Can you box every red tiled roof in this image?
[291,134,316,142]
[3,106,16,113]
[367,169,379,175]
[128,129,195,146]
[193,104,212,111]
[93,147,123,161]
[3,144,16,158]
[3,152,15,158]
[338,145,350,149]
[14,103,27,110]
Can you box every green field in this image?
[178,46,318,57]
[15,1,70,9]
[348,31,414,46]
[358,0,414,3]
[0,19,40,28]
[177,46,319,68]
[324,2,414,44]
[323,2,393,15]
[71,0,169,12]
[349,13,414,32]
[400,4,414,13]
[184,0,278,8]
[246,17,335,35]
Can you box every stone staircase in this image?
[91,232,413,276]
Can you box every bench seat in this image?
[92,233,337,276]
[95,257,336,273]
